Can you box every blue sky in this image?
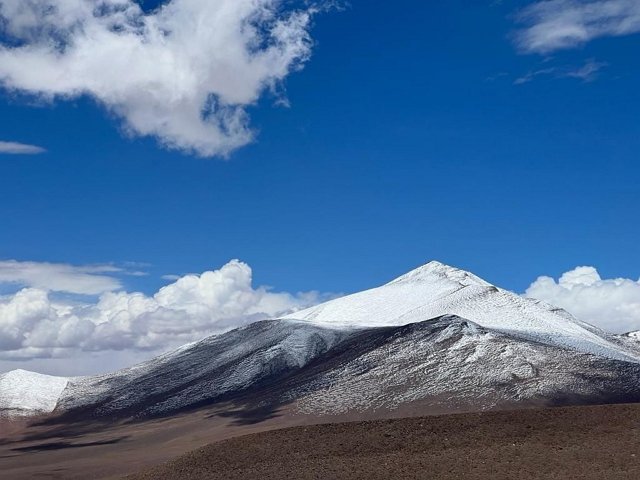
[0,0,639,374]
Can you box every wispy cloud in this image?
[514,67,558,85]
[514,0,640,54]
[563,58,608,80]
[161,274,182,281]
[0,260,123,295]
[0,0,325,158]
[0,141,45,154]
[514,58,607,84]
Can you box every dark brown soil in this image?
[128,403,640,480]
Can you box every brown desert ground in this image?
[1,403,640,479]
[129,403,640,480]
[0,402,307,480]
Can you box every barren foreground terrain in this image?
[2,403,640,479]
[129,403,640,480]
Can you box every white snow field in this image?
[284,261,640,363]
[0,369,68,417]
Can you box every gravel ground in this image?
[128,403,640,480]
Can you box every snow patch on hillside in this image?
[627,331,640,341]
[0,369,68,417]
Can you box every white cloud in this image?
[0,0,322,157]
[0,140,45,154]
[526,266,640,333]
[0,260,124,295]
[161,274,183,281]
[563,58,607,80]
[513,66,558,85]
[0,260,327,371]
[513,58,607,84]
[515,0,640,54]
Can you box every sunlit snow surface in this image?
[283,261,640,363]
[627,331,640,341]
[0,369,68,417]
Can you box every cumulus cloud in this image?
[515,0,640,54]
[0,140,45,154]
[526,266,640,333]
[0,260,124,294]
[0,0,322,157]
[0,260,326,366]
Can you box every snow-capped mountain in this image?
[283,261,638,362]
[2,261,640,419]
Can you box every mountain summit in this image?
[284,261,636,363]
[2,261,640,419]
[387,260,492,286]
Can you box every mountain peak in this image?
[283,260,639,364]
[386,261,492,287]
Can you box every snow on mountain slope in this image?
[56,320,351,417]
[612,331,640,356]
[275,316,640,415]
[625,331,640,341]
[21,314,640,420]
[0,369,68,417]
[283,261,639,363]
